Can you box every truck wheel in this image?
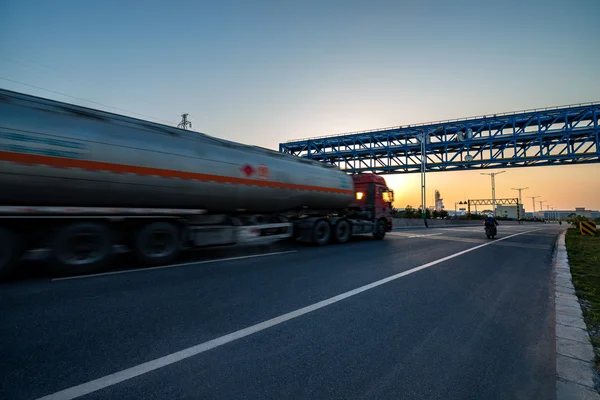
[0,228,21,279]
[373,219,387,240]
[133,222,181,265]
[333,219,351,244]
[312,219,331,246]
[48,223,113,276]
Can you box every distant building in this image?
[542,208,599,220]
[495,205,524,219]
[434,190,444,212]
[574,207,594,218]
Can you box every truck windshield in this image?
[382,189,394,204]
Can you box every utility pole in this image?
[419,132,430,226]
[481,171,506,216]
[528,196,540,217]
[177,113,192,130]
[511,186,529,217]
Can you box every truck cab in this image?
[350,174,394,232]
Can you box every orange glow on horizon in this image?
[385,164,600,212]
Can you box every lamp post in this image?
[419,131,430,225]
[538,200,546,220]
[511,187,528,222]
[481,171,506,216]
[528,196,540,218]
[546,205,554,221]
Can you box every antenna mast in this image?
[177,113,192,130]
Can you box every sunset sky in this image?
[1,0,598,211]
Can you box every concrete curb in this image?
[554,230,600,399]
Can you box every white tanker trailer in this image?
[0,89,394,278]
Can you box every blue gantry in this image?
[279,102,600,174]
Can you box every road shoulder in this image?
[554,230,600,399]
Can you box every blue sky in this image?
[1,0,599,209]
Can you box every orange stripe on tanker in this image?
[0,150,353,195]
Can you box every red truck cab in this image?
[350,174,394,232]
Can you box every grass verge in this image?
[565,227,600,373]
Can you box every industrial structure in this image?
[466,198,520,219]
[177,113,192,130]
[280,102,600,174]
[434,190,444,212]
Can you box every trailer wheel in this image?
[373,218,387,240]
[48,223,113,276]
[0,228,21,279]
[312,219,331,246]
[132,222,181,266]
[333,219,351,244]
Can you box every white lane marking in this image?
[439,226,526,232]
[388,232,443,238]
[437,228,481,232]
[37,228,542,400]
[408,233,444,238]
[51,251,298,281]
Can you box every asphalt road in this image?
[0,224,562,400]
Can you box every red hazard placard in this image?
[241,164,255,177]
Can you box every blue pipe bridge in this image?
[279,102,600,174]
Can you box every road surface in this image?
[0,224,561,400]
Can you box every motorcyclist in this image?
[484,214,499,233]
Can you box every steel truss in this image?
[467,198,520,219]
[280,103,600,174]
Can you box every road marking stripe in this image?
[51,251,298,281]
[388,232,444,238]
[407,233,444,238]
[37,228,542,400]
[0,150,353,195]
[402,234,552,250]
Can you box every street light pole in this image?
[528,196,540,218]
[419,131,430,225]
[481,171,506,216]
[539,200,546,218]
[511,187,528,217]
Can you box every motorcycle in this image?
[484,224,497,239]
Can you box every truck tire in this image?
[312,219,331,246]
[0,228,20,279]
[48,222,113,276]
[333,219,351,244]
[373,218,387,240]
[132,222,181,266]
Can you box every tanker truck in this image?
[0,89,394,278]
